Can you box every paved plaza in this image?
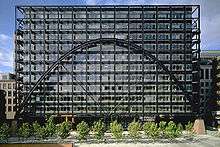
[77,135,220,147]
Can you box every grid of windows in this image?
[200,62,212,113]
[15,5,200,118]
[0,79,16,119]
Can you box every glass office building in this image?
[15,5,200,122]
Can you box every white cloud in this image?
[86,0,97,5]
[0,34,11,47]
[129,0,146,5]
[108,0,199,5]
[0,34,11,41]
[0,33,13,69]
[201,13,220,49]
[0,48,13,67]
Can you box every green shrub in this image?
[143,122,159,140]
[177,123,183,132]
[18,123,31,138]
[110,120,123,140]
[92,120,105,140]
[143,122,153,136]
[76,121,90,141]
[33,121,40,137]
[0,123,10,143]
[45,116,56,137]
[128,120,141,140]
[158,121,167,137]
[32,121,47,139]
[57,121,71,139]
[164,121,182,139]
[185,121,193,132]
[37,127,47,139]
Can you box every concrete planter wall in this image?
[0,144,73,147]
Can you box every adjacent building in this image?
[15,5,200,123]
[0,90,7,121]
[200,50,220,126]
[0,73,16,119]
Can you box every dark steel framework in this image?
[15,5,200,121]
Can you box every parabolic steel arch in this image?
[16,38,197,117]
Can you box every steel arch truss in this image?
[16,38,197,116]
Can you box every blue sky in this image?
[0,0,219,73]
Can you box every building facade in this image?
[0,90,7,121]
[15,5,200,122]
[0,73,16,119]
[200,50,220,126]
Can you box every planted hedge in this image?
[164,121,182,139]
[0,119,195,142]
[128,120,141,140]
[185,121,194,132]
[110,120,123,140]
[18,123,31,139]
[32,121,47,139]
[45,116,56,137]
[143,122,159,140]
[57,121,71,139]
[0,123,10,143]
[92,120,105,141]
[76,121,90,141]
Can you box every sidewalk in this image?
[76,135,220,147]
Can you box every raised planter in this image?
[0,144,73,147]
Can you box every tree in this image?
[32,121,41,138]
[185,121,193,132]
[76,121,90,141]
[57,121,71,139]
[18,123,31,139]
[92,120,105,141]
[177,123,183,132]
[110,120,123,140]
[143,122,159,140]
[158,121,167,137]
[128,120,141,140]
[164,121,182,139]
[32,121,47,139]
[143,122,152,136]
[45,116,56,137]
[0,123,10,143]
